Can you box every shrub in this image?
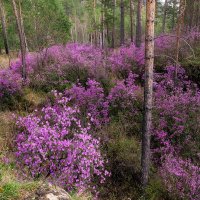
[152,66,200,199]
[0,69,22,99]
[15,92,109,192]
[153,66,200,160]
[160,153,200,200]
[64,79,109,129]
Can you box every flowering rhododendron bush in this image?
[0,29,200,198]
[0,31,199,98]
[153,66,200,156]
[15,91,109,192]
[160,154,200,200]
[0,69,22,98]
[10,64,200,198]
[64,79,109,128]
[152,66,200,199]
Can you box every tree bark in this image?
[136,0,142,47]
[101,1,104,49]
[162,0,168,33]
[12,0,26,81]
[111,0,116,48]
[141,0,155,189]
[120,0,125,45]
[18,0,28,52]
[130,0,134,43]
[172,0,177,30]
[175,0,185,81]
[93,0,97,46]
[0,0,9,55]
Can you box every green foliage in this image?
[99,119,141,199]
[0,182,19,200]
[0,0,71,51]
[0,163,40,200]
[182,48,200,86]
[146,176,170,200]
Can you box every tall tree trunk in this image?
[196,2,200,30]
[18,0,28,52]
[141,0,155,189]
[172,0,177,30]
[194,1,199,27]
[111,0,116,48]
[0,0,9,55]
[136,0,142,47]
[93,0,97,46]
[120,0,125,45]
[101,0,105,48]
[175,0,185,81]
[12,0,26,82]
[106,22,111,46]
[162,0,168,33]
[130,0,134,43]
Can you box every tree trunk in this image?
[101,1,104,48]
[172,0,177,30]
[141,0,155,189]
[120,0,125,45]
[18,0,28,52]
[93,0,97,46]
[136,0,142,47]
[162,0,168,33]
[0,0,9,55]
[130,0,134,43]
[195,1,200,27]
[12,0,26,81]
[175,0,185,81]
[111,0,116,48]
[106,22,111,46]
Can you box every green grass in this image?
[0,163,40,200]
[0,182,20,200]
[70,191,92,200]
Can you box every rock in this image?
[25,183,71,200]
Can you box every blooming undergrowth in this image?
[0,30,199,199]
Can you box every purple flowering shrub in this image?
[153,66,200,156]
[15,91,109,192]
[160,153,200,200]
[64,79,109,128]
[0,30,199,98]
[108,44,144,78]
[152,66,200,199]
[28,43,107,90]
[108,72,139,114]
[107,72,143,137]
[0,69,22,98]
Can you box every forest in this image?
[0,0,199,199]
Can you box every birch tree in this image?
[0,0,9,55]
[12,0,26,81]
